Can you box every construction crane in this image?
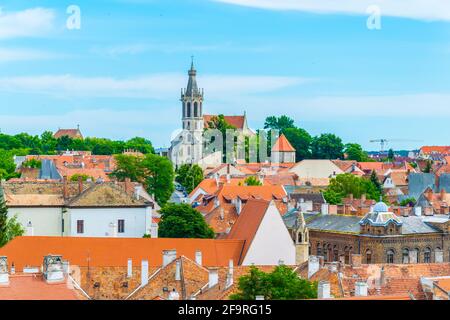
[369,139,423,153]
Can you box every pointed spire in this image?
[185,57,199,96]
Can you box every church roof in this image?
[272,134,296,152]
[184,61,200,96]
[203,115,246,130]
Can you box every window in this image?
[387,249,394,264]
[317,245,322,257]
[413,248,420,263]
[333,246,339,262]
[62,219,65,233]
[402,248,410,264]
[118,220,125,233]
[194,102,198,117]
[77,220,84,234]
[424,247,431,263]
[366,250,372,264]
[187,102,191,117]
[344,247,350,264]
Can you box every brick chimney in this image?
[124,177,133,195]
[62,176,69,199]
[77,175,83,194]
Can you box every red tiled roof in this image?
[227,199,271,264]
[0,237,245,270]
[420,146,450,155]
[53,129,83,139]
[0,274,81,300]
[272,134,295,152]
[203,115,245,130]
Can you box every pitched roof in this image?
[227,199,271,264]
[420,146,450,155]
[0,236,245,270]
[271,134,295,152]
[203,115,246,130]
[53,128,83,139]
[0,274,82,300]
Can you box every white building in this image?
[2,179,158,238]
[227,198,296,265]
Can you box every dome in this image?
[373,201,389,213]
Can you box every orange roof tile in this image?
[0,237,245,270]
[271,134,295,152]
[420,146,450,155]
[204,115,246,130]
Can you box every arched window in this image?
[187,102,191,117]
[402,248,410,264]
[435,247,442,262]
[194,102,198,117]
[344,247,350,265]
[333,246,339,262]
[412,248,420,263]
[387,249,395,264]
[317,244,322,257]
[366,249,372,264]
[183,102,186,118]
[424,247,431,263]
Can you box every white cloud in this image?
[213,0,450,21]
[0,73,309,99]
[0,7,55,39]
[0,48,58,62]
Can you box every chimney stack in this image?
[124,177,132,195]
[208,268,219,288]
[62,176,69,199]
[127,259,132,278]
[318,281,331,299]
[308,256,320,279]
[0,256,9,286]
[175,260,181,281]
[195,250,202,266]
[77,175,83,194]
[355,282,368,297]
[162,250,177,267]
[225,260,234,289]
[141,260,149,287]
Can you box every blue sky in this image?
[0,0,449,150]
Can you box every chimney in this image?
[236,197,242,215]
[162,250,177,267]
[226,173,230,184]
[175,260,181,281]
[127,259,132,278]
[225,259,234,289]
[208,268,219,288]
[141,260,149,287]
[43,255,64,283]
[215,173,219,187]
[62,176,69,199]
[321,203,329,215]
[77,175,83,194]
[168,288,180,300]
[349,193,354,201]
[219,207,224,220]
[26,221,34,236]
[308,256,320,279]
[414,206,422,217]
[195,250,202,266]
[379,266,386,286]
[318,281,331,299]
[355,282,368,297]
[214,197,220,209]
[124,177,132,195]
[0,256,9,286]
[134,185,142,200]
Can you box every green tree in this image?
[387,149,395,162]
[230,265,318,300]
[124,137,154,154]
[323,189,343,205]
[423,160,433,173]
[21,159,42,169]
[311,134,344,159]
[175,164,204,194]
[325,173,382,203]
[0,197,24,247]
[264,115,295,133]
[370,170,383,195]
[400,197,416,207]
[345,143,370,162]
[283,127,312,161]
[70,173,94,182]
[158,203,214,238]
[244,176,262,186]
[111,154,146,182]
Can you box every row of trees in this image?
[0,132,154,155]
[264,115,372,162]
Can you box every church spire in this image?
[185,56,200,96]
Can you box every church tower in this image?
[294,209,310,264]
[180,59,204,164]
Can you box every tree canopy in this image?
[111,153,174,206]
[243,176,262,186]
[0,197,24,247]
[311,133,344,159]
[230,265,317,300]
[344,143,371,162]
[158,203,215,238]
[175,164,204,194]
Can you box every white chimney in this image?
[215,173,220,187]
[127,259,132,278]
[214,197,220,209]
[150,222,158,238]
[0,256,9,286]
[226,174,230,184]
[162,250,177,267]
[43,255,64,283]
[141,260,149,287]
[318,281,331,299]
[226,260,234,289]
[321,203,329,215]
[208,268,219,288]
[26,221,34,236]
[195,250,202,266]
[168,288,180,300]
[219,208,224,220]
[308,256,320,279]
[175,260,181,281]
[236,197,242,215]
[414,206,422,216]
[134,185,142,200]
[355,281,368,297]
